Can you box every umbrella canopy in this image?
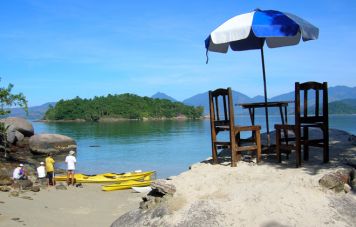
[205,9,319,145]
[205,9,319,53]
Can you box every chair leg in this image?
[256,129,261,163]
[296,135,301,168]
[303,127,309,161]
[231,146,237,167]
[323,127,329,163]
[276,127,281,163]
[212,143,218,164]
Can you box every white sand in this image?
[0,184,142,227]
[166,162,355,226]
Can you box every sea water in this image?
[33,115,356,178]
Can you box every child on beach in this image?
[45,153,55,186]
[65,150,77,186]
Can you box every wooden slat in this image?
[236,145,258,151]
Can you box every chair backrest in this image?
[295,81,328,126]
[209,87,235,133]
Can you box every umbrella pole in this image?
[260,46,270,147]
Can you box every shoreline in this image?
[34,116,201,123]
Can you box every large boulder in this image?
[13,179,33,190]
[29,133,77,155]
[0,117,34,137]
[0,175,13,186]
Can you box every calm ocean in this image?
[33,115,356,178]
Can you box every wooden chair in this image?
[209,87,262,167]
[275,82,329,167]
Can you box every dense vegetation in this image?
[328,99,356,114]
[44,94,203,121]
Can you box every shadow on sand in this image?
[201,128,356,176]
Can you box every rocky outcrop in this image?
[111,180,176,227]
[29,133,77,155]
[0,175,13,186]
[12,179,33,190]
[0,117,34,138]
[319,168,355,193]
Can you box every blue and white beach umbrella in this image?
[205,9,319,144]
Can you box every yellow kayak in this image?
[54,171,155,183]
[102,180,152,191]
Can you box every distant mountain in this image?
[270,92,294,102]
[151,92,177,102]
[3,102,56,120]
[183,90,253,114]
[270,85,356,103]
[250,95,265,103]
[182,85,356,115]
[328,86,356,102]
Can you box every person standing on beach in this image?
[65,150,77,186]
[45,153,55,186]
[37,162,46,186]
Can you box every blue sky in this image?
[1,0,355,106]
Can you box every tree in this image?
[0,79,28,157]
[0,79,28,115]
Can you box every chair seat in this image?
[235,125,261,131]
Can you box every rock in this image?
[13,180,33,190]
[0,117,34,137]
[15,131,25,143]
[29,133,77,155]
[111,204,170,227]
[31,185,40,192]
[150,180,176,196]
[349,135,356,145]
[15,137,30,148]
[177,201,223,226]
[138,180,176,211]
[319,169,353,193]
[10,191,19,197]
[111,201,223,227]
[344,184,352,193]
[0,175,14,186]
[0,186,11,192]
[6,125,17,144]
[351,179,356,191]
[55,183,67,190]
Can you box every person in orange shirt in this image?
[45,153,55,186]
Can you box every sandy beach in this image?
[1,128,356,227]
[0,184,142,227]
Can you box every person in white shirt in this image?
[13,163,27,180]
[37,162,46,185]
[65,150,77,186]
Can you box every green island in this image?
[44,93,204,121]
